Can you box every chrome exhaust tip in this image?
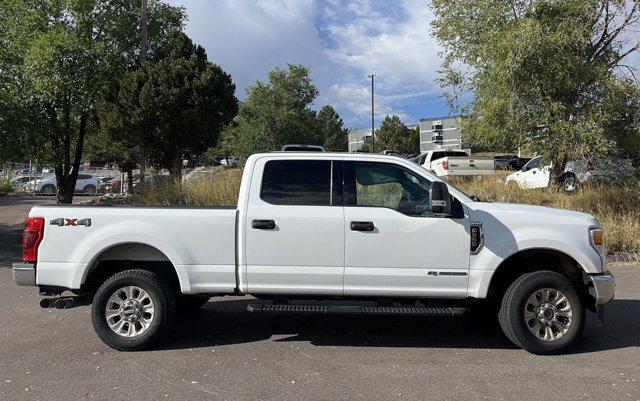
[53,298,69,309]
[39,298,54,308]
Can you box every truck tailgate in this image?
[443,157,495,176]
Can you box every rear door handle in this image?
[351,221,375,231]
[252,219,275,230]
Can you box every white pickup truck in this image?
[505,156,635,193]
[414,149,495,176]
[13,152,614,354]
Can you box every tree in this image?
[100,31,238,180]
[0,0,184,202]
[431,0,640,183]
[220,65,320,159]
[375,115,411,153]
[407,126,421,154]
[316,105,348,151]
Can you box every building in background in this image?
[419,115,462,152]
[348,128,374,152]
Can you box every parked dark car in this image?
[494,154,526,171]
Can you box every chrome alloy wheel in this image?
[524,288,573,341]
[105,286,155,338]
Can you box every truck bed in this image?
[29,205,238,294]
[437,156,495,176]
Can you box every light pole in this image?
[367,73,377,153]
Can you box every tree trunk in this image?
[126,167,134,194]
[168,157,182,182]
[60,114,88,203]
[549,154,568,190]
[55,165,66,204]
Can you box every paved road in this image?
[0,197,638,401]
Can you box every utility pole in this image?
[367,73,377,153]
[139,0,148,185]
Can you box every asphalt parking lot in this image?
[0,197,639,401]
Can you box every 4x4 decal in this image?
[50,218,92,227]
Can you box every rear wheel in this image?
[498,271,585,354]
[42,184,56,196]
[91,269,176,351]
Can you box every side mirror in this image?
[430,181,452,216]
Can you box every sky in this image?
[163,0,450,129]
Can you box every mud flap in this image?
[597,304,605,326]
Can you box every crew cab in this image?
[415,149,495,176]
[12,153,614,354]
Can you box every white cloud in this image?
[164,0,445,127]
[169,0,329,94]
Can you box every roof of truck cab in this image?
[252,151,411,160]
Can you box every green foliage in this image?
[0,179,12,197]
[219,65,321,159]
[407,126,421,154]
[0,0,185,202]
[99,31,238,179]
[317,105,348,151]
[375,115,411,153]
[431,0,640,180]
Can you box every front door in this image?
[342,161,470,298]
[244,158,345,295]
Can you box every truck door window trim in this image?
[259,159,343,207]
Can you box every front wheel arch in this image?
[486,248,592,310]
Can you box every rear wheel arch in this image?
[81,242,183,295]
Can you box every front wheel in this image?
[83,184,96,195]
[498,271,585,354]
[91,269,176,351]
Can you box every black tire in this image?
[83,184,96,195]
[91,269,176,351]
[41,184,56,196]
[562,174,579,194]
[177,295,210,312]
[498,271,585,354]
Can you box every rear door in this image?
[244,157,345,295]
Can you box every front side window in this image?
[346,162,432,216]
[523,157,541,171]
[261,160,331,205]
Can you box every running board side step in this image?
[247,302,468,316]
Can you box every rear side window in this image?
[261,160,331,205]
[77,174,91,180]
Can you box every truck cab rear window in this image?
[261,160,331,205]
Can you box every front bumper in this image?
[12,262,36,286]
[588,271,615,306]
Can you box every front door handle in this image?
[351,221,375,231]
[252,219,275,230]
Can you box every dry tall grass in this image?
[132,167,242,206]
[133,168,639,253]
